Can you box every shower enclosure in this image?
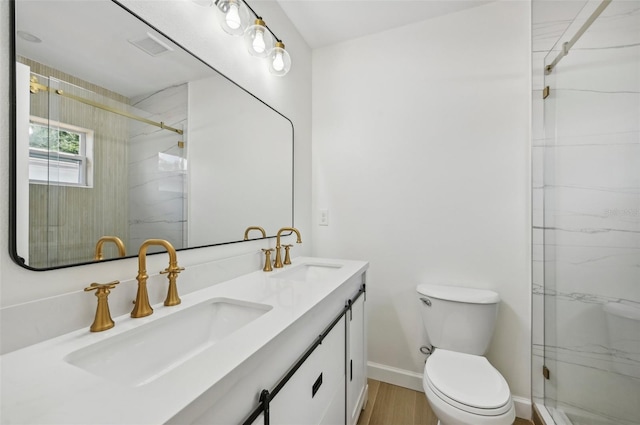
[532,0,640,424]
[16,58,188,268]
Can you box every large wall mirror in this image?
[11,0,294,270]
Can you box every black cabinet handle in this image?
[312,373,323,398]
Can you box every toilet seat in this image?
[424,349,512,416]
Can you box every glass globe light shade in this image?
[191,0,213,6]
[268,42,291,76]
[217,0,250,36]
[244,19,274,58]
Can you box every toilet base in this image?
[424,379,515,425]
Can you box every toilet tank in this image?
[417,284,500,355]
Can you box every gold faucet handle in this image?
[261,248,274,272]
[283,244,294,265]
[160,265,184,307]
[84,280,120,292]
[84,281,119,332]
[160,266,185,275]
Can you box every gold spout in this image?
[274,227,302,268]
[85,281,119,332]
[244,226,267,240]
[94,236,126,261]
[131,239,184,318]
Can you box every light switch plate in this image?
[319,209,329,226]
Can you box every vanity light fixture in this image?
[202,0,291,76]
[216,0,251,36]
[245,18,273,58]
[268,41,291,76]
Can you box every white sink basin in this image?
[65,298,271,387]
[272,263,343,281]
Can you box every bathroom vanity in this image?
[0,258,369,425]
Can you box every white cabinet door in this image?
[346,294,366,425]
[269,316,346,425]
[319,375,346,425]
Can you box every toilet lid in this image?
[425,349,511,410]
[416,284,500,304]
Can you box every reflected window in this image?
[28,118,93,187]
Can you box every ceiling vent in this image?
[128,32,173,57]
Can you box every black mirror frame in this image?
[8,0,295,271]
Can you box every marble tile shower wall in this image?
[128,84,188,252]
[532,1,640,424]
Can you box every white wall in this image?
[311,0,531,402]
[0,1,311,307]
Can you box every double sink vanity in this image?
[1,257,369,425]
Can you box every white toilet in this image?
[417,283,515,425]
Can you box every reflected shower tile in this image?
[545,244,640,301]
[127,84,187,247]
[129,222,185,251]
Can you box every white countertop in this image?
[0,257,368,424]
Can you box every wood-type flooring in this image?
[357,379,533,425]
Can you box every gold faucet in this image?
[94,236,126,260]
[131,239,184,318]
[274,227,302,268]
[84,281,119,332]
[244,226,267,240]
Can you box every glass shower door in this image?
[541,1,640,424]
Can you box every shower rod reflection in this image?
[29,76,184,135]
[545,0,612,74]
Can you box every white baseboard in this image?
[367,361,532,420]
[513,396,532,420]
[367,361,424,392]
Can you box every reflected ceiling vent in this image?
[128,32,173,57]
